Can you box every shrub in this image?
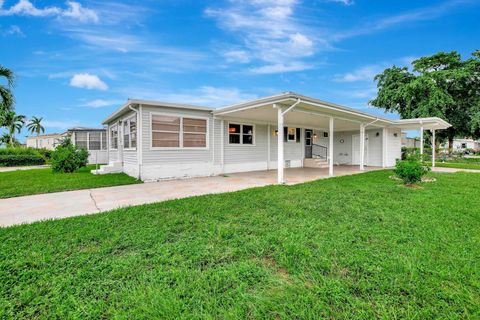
[0,154,45,167]
[50,138,89,173]
[0,147,41,156]
[36,148,53,161]
[394,155,430,185]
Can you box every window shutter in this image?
[296,128,301,143]
[284,127,288,142]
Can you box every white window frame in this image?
[110,125,118,150]
[122,115,137,150]
[227,122,256,146]
[150,112,209,150]
[287,127,296,142]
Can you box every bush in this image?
[394,155,430,185]
[36,148,53,161]
[50,138,89,173]
[0,147,41,156]
[0,154,46,167]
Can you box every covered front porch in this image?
[214,92,451,184]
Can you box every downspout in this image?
[128,104,142,180]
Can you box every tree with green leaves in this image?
[1,110,25,146]
[0,65,15,117]
[370,50,480,149]
[27,116,45,148]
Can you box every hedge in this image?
[0,155,46,167]
[0,147,42,156]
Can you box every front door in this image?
[352,134,369,165]
[305,129,313,158]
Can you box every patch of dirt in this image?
[259,256,291,282]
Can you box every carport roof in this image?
[213,92,451,130]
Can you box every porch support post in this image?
[420,125,424,156]
[329,117,334,177]
[220,119,225,173]
[267,124,271,170]
[382,127,387,168]
[360,123,365,171]
[431,129,436,168]
[276,105,284,184]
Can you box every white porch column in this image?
[382,127,387,168]
[277,105,284,184]
[420,125,424,156]
[267,124,271,170]
[329,117,334,177]
[360,123,365,171]
[431,129,436,167]
[220,119,225,173]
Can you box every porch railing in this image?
[312,144,327,160]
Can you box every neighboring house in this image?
[96,92,451,183]
[67,127,108,164]
[401,132,420,148]
[26,133,66,150]
[450,138,480,151]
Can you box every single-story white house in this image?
[26,132,66,150]
[448,138,480,151]
[95,92,451,183]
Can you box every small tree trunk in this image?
[448,137,454,154]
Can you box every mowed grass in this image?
[436,162,480,170]
[0,165,140,198]
[1,170,479,319]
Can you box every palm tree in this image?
[1,111,25,146]
[0,65,14,116]
[27,116,45,148]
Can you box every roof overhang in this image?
[394,117,451,130]
[102,99,213,125]
[213,92,452,131]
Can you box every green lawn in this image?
[1,170,479,319]
[435,162,480,170]
[0,165,141,198]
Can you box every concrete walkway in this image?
[0,166,381,227]
[0,165,49,173]
[432,167,480,173]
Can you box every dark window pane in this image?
[229,134,240,144]
[242,125,253,135]
[243,134,253,144]
[229,124,241,134]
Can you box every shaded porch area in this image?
[226,165,384,185]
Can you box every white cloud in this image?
[327,0,354,5]
[223,50,251,63]
[334,65,382,82]
[206,0,317,73]
[118,86,257,108]
[62,1,99,23]
[249,62,312,74]
[81,99,121,108]
[70,73,108,91]
[0,0,98,23]
[1,25,25,37]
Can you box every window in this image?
[183,118,207,147]
[229,123,254,145]
[88,132,101,150]
[151,114,207,148]
[461,143,467,148]
[110,125,118,150]
[101,132,107,150]
[287,127,296,141]
[123,116,137,149]
[75,132,88,149]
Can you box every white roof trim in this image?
[102,99,213,124]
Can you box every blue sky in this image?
[1,0,479,139]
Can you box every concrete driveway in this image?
[0,166,382,227]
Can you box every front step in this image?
[91,161,123,174]
[304,158,329,168]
